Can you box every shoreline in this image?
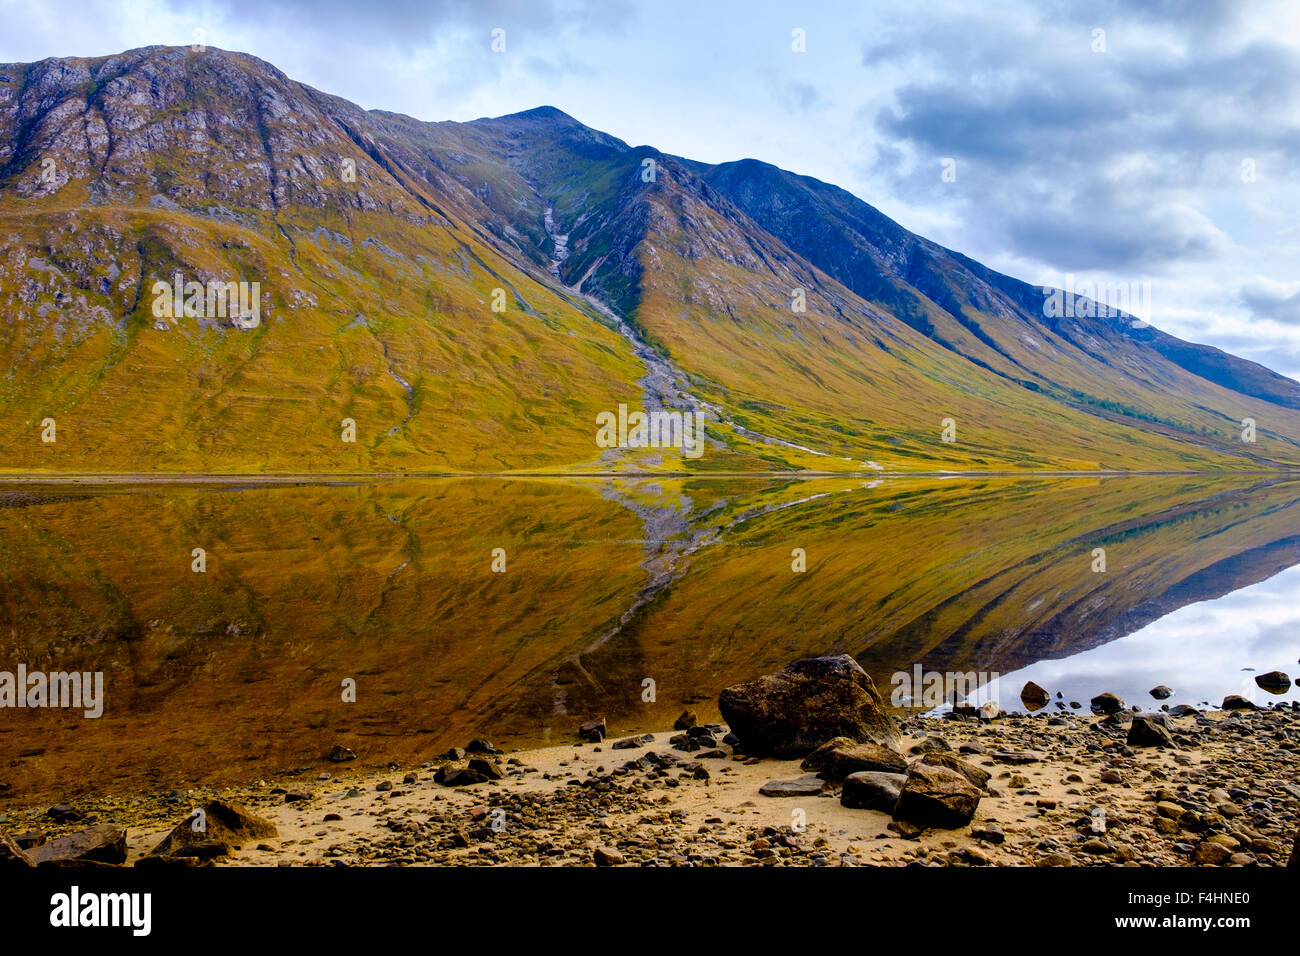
[6,704,1296,867]
[2,469,1300,487]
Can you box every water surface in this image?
[1,474,1297,799]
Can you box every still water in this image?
[1,473,1297,798]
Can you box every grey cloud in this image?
[1240,286,1300,325]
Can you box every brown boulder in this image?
[917,751,992,789]
[148,799,278,860]
[841,771,906,812]
[1090,692,1125,714]
[1020,681,1051,710]
[1255,671,1291,694]
[802,740,908,782]
[1128,715,1177,748]
[718,655,898,758]
[893,763,981,829]
[30,824,127,866]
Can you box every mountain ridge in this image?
[2,44,1299,474]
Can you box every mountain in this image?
[2,45,1299,474]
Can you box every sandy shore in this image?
[6,703,1297,867]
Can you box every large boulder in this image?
[30,824,127,866]
[893,763,981,829]
[1020,681,1051,710]
[801,739,907,782]
[1127,715,1176,748]
[148,799,278,860]
[1090,692,1125,714]
[1255,671,1291,694]
[718,655,898,758]
[917,751,991,789]
[841,771,907,812]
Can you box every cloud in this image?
[1240,279,1300,325]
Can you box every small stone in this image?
[1191,841,1232,865]
[594,846,624,866]
[327,745,356,762]
[1149,685,1173,700]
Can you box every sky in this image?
[3,0,1299,379]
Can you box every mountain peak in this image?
[505,105,580,123]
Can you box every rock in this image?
[1127,715,1177,748]
[148,800,278,860]
[971,823,1005,844]
[1169,704,1199,717]
[800,736,857,771]
[803,741,908,782]
[992,751,1042,765]
[759,775,829,797]
[375,780,394,792]
[466,738,501,755]
[1255,671,1291,693]
[594,846,624,866]
[578,718,606,742]
[917,752,991,789]
[1192,841,1232,865]
[909,736,951,754]
[1081,838,1114,855]
[1020,681,1051,710]
[673,711,698,731]
[30,825,127,866]
[1100,769,1123,784]
[46,803,84,823]
[1149,685,1173,700]
[893,763,981,829]
[840,771,906,812]
[439,767,488,787]
[1090,692,1125,714]
[327,745,356,762]
[1289,828,1298,868]
[440,747,466,761]
[1036,852,1072,867]
[1221,695,1257,710]
[468,757,503,781]
[717,654,898,758]
[283,790,311,802]
[0,832,35,867]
